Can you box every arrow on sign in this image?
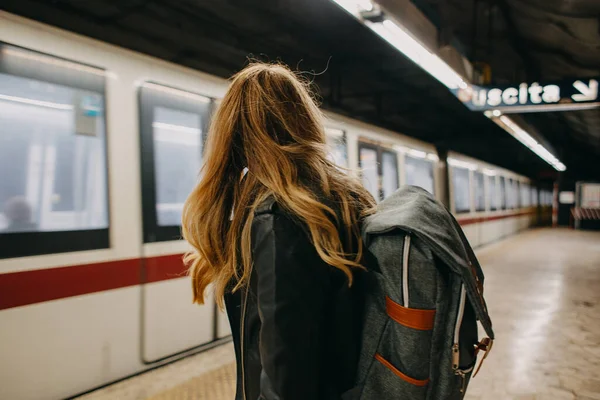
[572,79,598,102]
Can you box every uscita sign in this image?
[454,78,599,112]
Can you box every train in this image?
[0,11,553,400]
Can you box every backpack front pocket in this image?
[361,351,428,400]
[379,298,435,382]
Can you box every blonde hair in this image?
[182,62,375,307]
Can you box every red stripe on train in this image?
[144,254,187,283]
[0,254,187,311]
[456,210,535,226]
[0,211,535,311]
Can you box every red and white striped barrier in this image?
[571,208,600,220]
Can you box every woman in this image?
[182,62,375,400]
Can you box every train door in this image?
[358,141,399,202]
[138,82,217,363]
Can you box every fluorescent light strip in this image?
[332,0,374,14]
[142,82,211,103]
[493,115,566,171]
[365,20,467,90]
[0,93,74,110]
[331,0,467,89]
[330,0,567,171]
[3,48,106,76]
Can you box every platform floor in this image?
[77,228,600,400]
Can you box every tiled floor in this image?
[77,228,600,400]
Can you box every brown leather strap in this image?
[375,353,430,387]
[386,296,436,331]
[472,337,494,378]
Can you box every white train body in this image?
[0,12,552,400]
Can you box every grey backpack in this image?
[349,186,494,400]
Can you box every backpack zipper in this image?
[452,283,468,391]
[452,283,466,370]
[402,235,411,306]
[240,284,250,400]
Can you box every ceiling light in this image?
[492,115,566,171]
[329,0,566,172]
[365,19,467,90]
[331,0,373,14]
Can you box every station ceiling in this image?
[2,0,599,181]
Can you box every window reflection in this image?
[359,147,379,202]
[474,172,485,211]
[452,167,471,213]
[381,151,398,199]
[405,155,434,194]
[520,182,530,207]
[488,176,497,211]
[325,129,348,169]
[152,107,203,226]
[0,73,108,233]
[499,176,507,210]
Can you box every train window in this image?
[358,142,399,202]
[531,186,538,206]
[153,107,203,226]
[325,128,348,169]
[474,172,485,212]
[487,176,497,211]
[505,178,514,209]
[405,155,435,194]
[515,181,521,208]
[511,180,519,209]
[0,43,109,258]
[359,146,379,202]
[452,167,471,213]
[541,190,548,206]
[381,150,399,199]
[499,176,507,210]
[511,180,520,209]
[520,182,530,207]
[139,82,213,243]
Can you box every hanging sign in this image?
[453,77,599,113]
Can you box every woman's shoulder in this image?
[252,196,309,239]
[254,195,278,216]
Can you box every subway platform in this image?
[76,228,600,400]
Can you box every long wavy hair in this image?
[182,62,375,307]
